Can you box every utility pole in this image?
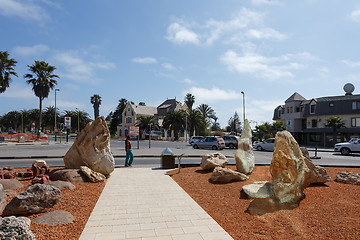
[54,89,60,141]
[241,91,245,123]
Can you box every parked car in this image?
[254,138,275,151]
[223,135,239,149]
[8,130,17,134]
[334,138,360,155]
[192,136,225,150]
[189,136,204,144]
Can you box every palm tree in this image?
[90,94,102,119]
[42,106,59,132]
[163,110,186,140]
[137,116,158,139]
[325,116,346,146]
[184,93,195,110]
[187,109,206,136]
[62,109,91,133]
[0,50,18,93]
[196,104,216,124]
[25,61,59,136]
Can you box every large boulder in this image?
[270,131,310,204]
[200,152,228,170]
[0,179,23,190]
[0,184,6,214]
[63,116,115,175]
[301,148,331,184]
[46,181,76,190]
[80,166,106,183]
[235,119,255,174]
[32,210,76,226]
[2,184,61,216]
[210,167,248,183]
[49,169,88,182]
[334,171,360,185]
[242,181,274,199]
[0,216,35,240]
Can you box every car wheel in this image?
[212,145,218,150]
[193,144,199,149]
[340,148,350,155]
[256,146,263,151]
[228,143,234,149]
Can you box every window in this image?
[295,106,300,112]
[290,107,293,113]
[329,103,334,107]
[351,117,360,127]
[301,106,304,112]
[352,102,360,110]
[310,104,316,114]
[287,107,289,114]
[311,119,317,128]
[125,117,132,124]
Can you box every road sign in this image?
[129,126,139,136]
[64,117,71,128]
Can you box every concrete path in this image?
[79,168,233,240]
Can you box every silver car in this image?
[192,136,225,150]
[254,138,275,151]
[189,136,204,144]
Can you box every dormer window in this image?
[310,104,316,114]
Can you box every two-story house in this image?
[273,89,360,147]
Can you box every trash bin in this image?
[161,147,175,169]
[18,135,25,143]
[0,136,4,142]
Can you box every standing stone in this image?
[0,216,35,240]
[64,116,115,175]
[210,167,249,183]
[270,131,310,203]
[235,119,255,174]
[2,184,61,216]
[200,152,228,170]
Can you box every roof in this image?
[285,92,306,103]
[131,104,157,116]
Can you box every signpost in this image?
[129,126,140,149]
[64,117,71,128]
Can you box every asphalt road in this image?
[1,139,360,168]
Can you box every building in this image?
[273,86,360,147]
[117,99,188,140]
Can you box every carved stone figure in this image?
[63,116,115,175]
[235,119,254,174]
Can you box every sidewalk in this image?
[79,168,233,240]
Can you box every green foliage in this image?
[163,110,186,140]
[137,116,158,139]
[325,116,346,145]
[227,112,241,133]
[109,98,128,135]
[90,94,102,119]
[184,93,195,110]
[187,109,206,136]
[0,50,18,93]
[253,121,286,140]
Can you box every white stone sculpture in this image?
[235,119,255,174]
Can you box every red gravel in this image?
[169,165,360,240]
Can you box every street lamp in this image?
[54,89,60,141]
[241,91,245,124]
[76,108,80,134]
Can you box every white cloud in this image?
[342,60,360,67]
[245,98,284,124]
[90,62,116,69]
[349,8,360,22]
[251,0,280,5]
[186,87,242,103]
[183,78,195,84]
[166,22,200,45]
[220,50,311,80]
[0,83,34,99]
[245,28,287,40]
[162,63,176,70]
[132,57,158,64]
[0,0,50,21]
[13,44,49,56]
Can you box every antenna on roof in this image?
[344,83,355,96]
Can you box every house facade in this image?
[273,92,360,147]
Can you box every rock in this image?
[0,169,17,179]
[80,166,106,183]
[18,170,33,178]
[32,161,49,178]
[31,174,50,185]
[64,116,115,175]
[32,210,76,226]
[235,119,255,174]
[200,152,228,170]
[334,171,360,185]
[0,216,35,240]
[2,184,61,216]
[242,181,274,199]
[33,160,48,168]
[0,184,7,214]
[210,167,249,183]
[46,181,76,190]
[301,148,331,184]
[270,130,310,204]
[0,179,23,190]
[49,169,88,182]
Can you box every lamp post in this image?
[241,91,245,124]
[76,108,80,135]
[54,89,60,141]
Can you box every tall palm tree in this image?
[90,94,102,119]
[25,60,59,136]
[184,93,195,110]
[42,106,59,132]
[325,116,346,146]
[196,104,216,126]
[187,109,206,136]
[0,50,18,93]
[163,110,186,140]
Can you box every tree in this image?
[187,109,206,136]
[184,93,195,110]
[25,61,59,136]
[227,112,241,133]
[137,116,158,139]
[42,106,59,132]
[109,98,128,135]
[90,94,102,119]
[271,121,286,135]
[325,116,346,146]
[196,104,215,121]
[62,109,91,132]
[163,110,186,140]
[0,50,18,93]
[210,116,221,131]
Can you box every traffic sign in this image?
[65,117,71,128]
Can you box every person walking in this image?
[125,135,134,167]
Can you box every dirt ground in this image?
[168,165,360,240]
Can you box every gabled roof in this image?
[285,92,306,103]
[131,104,157,116]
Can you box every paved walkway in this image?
[79,168,233,240]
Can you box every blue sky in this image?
[1,0,360,128]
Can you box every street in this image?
[1,139,360,168]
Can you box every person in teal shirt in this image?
[125,135,134,167]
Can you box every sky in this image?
[1,0,360,129]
